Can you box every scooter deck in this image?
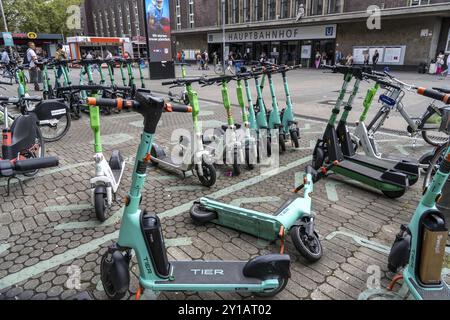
[346,154,419,179]
[408,277,450,300]
[334,160,409,189]
[155,261,261,285]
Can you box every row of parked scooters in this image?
[1,60,449,300]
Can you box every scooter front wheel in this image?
[95,192,107,222]
[290,227,323,262]
[197,162,217,187]
[190,202,218,223]
[290,130,300,149]
[279,134,287,154]
[382,189,406,199]
[101,251,130,300]
[254,276,289,298]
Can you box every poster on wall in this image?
[384,47,403,64]
[145,0,172,62]
[301,45,312,59]
[353,48,368,64]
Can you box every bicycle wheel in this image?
[423,142,448,190]
[39,111,71,143]
[421,108,449,146]
[22,126,45,177]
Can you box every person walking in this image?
[345,53,354,66]
[335,50,343,65]
[26,42,40,91]
[54,44,68,87]
[203,50,209,70]
[1,48,10,64]
[181,50,186,64]
[436,51,445,75]
[314,51,322,69]
[372,50,380,69]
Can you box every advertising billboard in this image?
[145,0,172,62]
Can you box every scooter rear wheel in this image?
[290,227,323,262]
[382,189,406,199]
[279,134,286,154]
[254,277,289,298]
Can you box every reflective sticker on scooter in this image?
[379,95,396,107]
[50,109,67,116]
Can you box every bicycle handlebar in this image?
[86,97,192,113]
[417,87,450,104]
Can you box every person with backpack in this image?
[26,42,40,91]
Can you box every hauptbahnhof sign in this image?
[208,25,336,43]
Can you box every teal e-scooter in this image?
[96,92,291,300]
[190,163,334,260]
[387,87,450,300]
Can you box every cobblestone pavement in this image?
[0,69,449,300]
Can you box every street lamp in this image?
[0,0,8,32]
[222,0,226,74]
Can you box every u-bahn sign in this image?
[208,24,337,43]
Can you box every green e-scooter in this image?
[190,162,334,260]
[387,87,450,300]
[95,92,290,300]
[312,65,410,199]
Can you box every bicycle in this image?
[214,60,236,75]
[366,69,448,147]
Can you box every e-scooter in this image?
[312,65,410,199]
[387,87,450,300]
[151,77,217,187]
[168,62,190,106]
[190,163,336,260]
[200,75,245,176]
[95,92,291,300]
[67,84,127,221]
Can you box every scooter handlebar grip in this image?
[86,98,138,110]
[162,80,177,86]
[165,103,192,113]
[417,87,450,104]
[14,157,59,172]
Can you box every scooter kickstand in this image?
[136,286,144,301]
[387,274,404,291]
[6,176,25,197]
[279,226,286,254]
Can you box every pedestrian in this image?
[203,50,209,70]
[1,48,10,65]
[345,53,354,66]
[181,50,186,63]
[314,51,321,69]
[54,43,67,87]
[201,50,206,70]
[372,50,380,69]
[363,50,370,65]
[335,49,343,65]
[26,42,40,91]
[196,51,202,70]
[436,51,445,75]
[445,54,450,77]
[176,51,181,62]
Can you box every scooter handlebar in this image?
[417,87,450,104]
[0,157,59,176]
[165,103,192,113]
[86,97,138,111]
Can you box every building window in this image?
[125,4,132,36]
[280,0,289,19]
[266,0,276,20]
[310,0,324,16]
[232,0,239,24]
[254,0,263,21]
[188,0,194,28]
[176,0,181,30]
[328,0,343,14]
[243,0,250,22]
[293,0,306,19]
[410,0,430,5]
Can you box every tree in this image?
[0,0,82,36]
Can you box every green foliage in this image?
[1,0,83,36]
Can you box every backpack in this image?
[23,49,31,65]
